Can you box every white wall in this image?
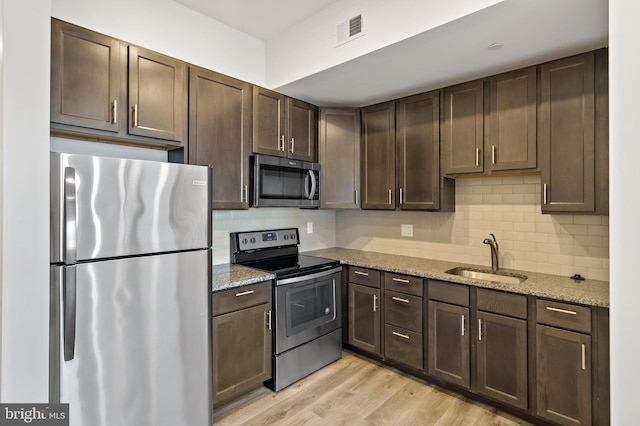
[51,0,266,86]
[266,0,503,88]
[0,0,50,402]
[610,0,638,423]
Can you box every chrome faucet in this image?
[483,233,499,271]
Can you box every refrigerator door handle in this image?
[64,167,77,265]
[63,266,77,361]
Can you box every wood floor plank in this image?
[213,350,534,426]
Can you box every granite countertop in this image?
[303,248,610,308]
[211,264,274,293]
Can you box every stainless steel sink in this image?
[445,267,527,284]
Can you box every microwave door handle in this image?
[304,170,311,199]
[307,170,317,200]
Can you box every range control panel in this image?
[235,228,299,252]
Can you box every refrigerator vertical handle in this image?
[63,266,77,361]
[63,167,77,265]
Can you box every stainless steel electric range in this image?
[230,228,342,392]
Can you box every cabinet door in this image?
[51,19,120,132]
[288,98,316,161]
[443,80,484,175]
[488,67,537,171]
[348,283,381,355]
[427,301,470,388]
[396,91,440,210]
[361,102,396,210]
[189,67,251,209]
[252,86,286,157]
[319,108,361,209]
[212,303,272,407]
[128,46,187,142]
[540,53,595,213]
[477,311,528,410]
[536,325,591,426]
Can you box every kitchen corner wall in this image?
[212,209,336,265]
[336,176,610,281]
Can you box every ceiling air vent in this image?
[336,14,365,47]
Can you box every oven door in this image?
[274,267,342,354]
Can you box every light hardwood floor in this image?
[213,351,533,425]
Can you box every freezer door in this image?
[50,250,212,426]
[51,152,210,263]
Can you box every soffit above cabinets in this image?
[174,0,607,107]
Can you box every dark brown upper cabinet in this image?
[396,91,454,211]
[51,18,120,133]
[252,86,317,162]
[487,67,537,172]
[443,80,484,175]
[319,108,361,209]
[540,50,608,215]
[50,18,188,150]
[188,66,251,209]
[361,102,396,210]
[128,46,187,143]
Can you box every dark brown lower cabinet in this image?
[384,325,422,370]
[476,311,528,410]
[427,300,470,388]
[212,287,272,407]
[536,324,592,425]
[348,283,381,355]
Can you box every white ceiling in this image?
[175,0,608,107]
[174,0,339,40]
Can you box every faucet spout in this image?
[483,234,500,271]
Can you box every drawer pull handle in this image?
[392,331,410,339]
[461,315,466,336]
[582,343,586,370]
[235,290,255,297]
[545,306,577,315]
[373,295,377,312]
[478,319,483,341]
[392,278,410,283]
[354,271,369,276]
[392,296,409,304]
[266,310,272,330]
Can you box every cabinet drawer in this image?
[477,289,527,319]
[212,282,272,317]
[348,267,381,288]
[384,324,423,370]
[384,290,422,333]
[536,299,591,333]
[428,280,469,306]
[384,272,423,296]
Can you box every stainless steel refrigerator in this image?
[49,152,212,426]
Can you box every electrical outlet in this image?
[401,224,413,237]
[307,222,313,234]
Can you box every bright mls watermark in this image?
[0,404,68,425]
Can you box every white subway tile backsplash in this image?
[336,176,609,281]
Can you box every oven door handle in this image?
[276,266,342,286]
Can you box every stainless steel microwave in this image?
[251,154,320,208]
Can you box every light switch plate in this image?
[401,224,413,237]
[307,222,313,234]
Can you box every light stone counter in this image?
[303,248,609,308]
[211,263,274,293]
